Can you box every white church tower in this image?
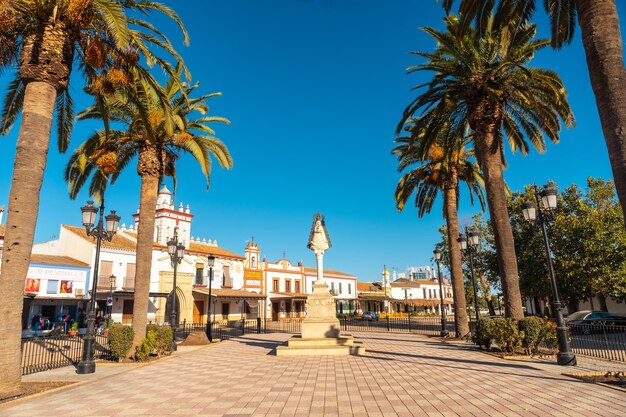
[132,185,194,246]
[244,240,261,270]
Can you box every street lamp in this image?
[77,200,120,374]
[205,254,215,342]
[107,274,116,320]
[433,249,449,338]
[458,228,481,326]
[521,184,576,366]
[167,228,185,352]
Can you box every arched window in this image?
[251,256,256,268]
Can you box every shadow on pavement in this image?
[229,336,282,354]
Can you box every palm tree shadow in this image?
[364,350,576,383]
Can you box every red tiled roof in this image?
[357,282,382,292]
[30,254,90,268]
[63,225,137,250]
[186,242,245,260]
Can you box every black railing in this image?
[341,316,457,337]
[568,323,626,362]
[262,319,302,334]
[21,334,111,376]
[178,319,263,341]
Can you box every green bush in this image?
[491,318,523,354]
[108,324,134,361]
[147,324,173,356]
[472,318,495,350]
[135,331,158,361]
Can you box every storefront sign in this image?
[246,280,261,286]
[27,266,87,281]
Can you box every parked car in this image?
[566,310,626,334]
[361,311,379,321]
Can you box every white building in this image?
[242,241,358,320]
[357,266,453,315]
[15,186,357,328]
[29,186,260,327]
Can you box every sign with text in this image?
[27,266,87,282]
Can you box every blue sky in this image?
[1,0,624,282]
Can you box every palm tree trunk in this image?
[576,0,626,224]
[0,82,57,398]
[443,186,470,337]
[131,147,160,349]
[475,129,525,320]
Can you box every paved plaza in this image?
[1,332,625,416]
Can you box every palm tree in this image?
[394,119,484,337]
[65,73,232,349]
[0,0,189,397]
[399,16,574,320]
[442,0,626,227]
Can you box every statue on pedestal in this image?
[275,213,365,356]
[307,213,331,284]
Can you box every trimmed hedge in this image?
[135,325,173,361]
[108,323,135,360]
[147,324,173,356]
[473,316,557,355]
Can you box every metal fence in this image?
[569,323,626,362]
[21,334,111,376]
[341,316,458,337]
[178,319,263,341]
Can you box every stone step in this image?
[287,336,355,347]
[276,344,352,357]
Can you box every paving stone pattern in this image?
[1,332,625,416]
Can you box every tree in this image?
[399,15,574,320]
[0,0,189,397]
[437,213,500,317]
[442,0,626,228]
[504,179,626,314]
[65,72,232,349]
[393,120,485,337]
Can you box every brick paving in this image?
[1,332,625,416]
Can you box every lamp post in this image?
[433,249,449,338]
[167,228,185,352]
[205,255,215,342]
[521,184,576,366]
[458,228,481,325]
[77,200,120,374]
[107,274,116,320]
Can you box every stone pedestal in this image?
[276,283,365,357]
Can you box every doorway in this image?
[122,299,133,324]
[221,302,229,320]
[193,300,204,323]
[272,301,280,321]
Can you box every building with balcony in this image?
[242,241,357,321]
[357,266,453,315]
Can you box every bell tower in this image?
[245,239,260,270]
[132,185,194,246]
